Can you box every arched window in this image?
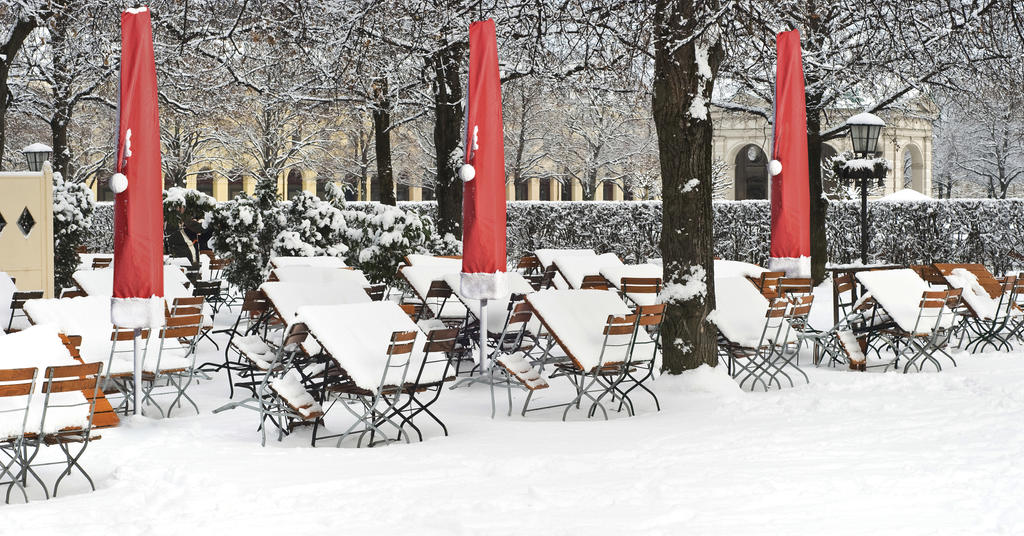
[515,179,528,200]
[902,145,925,193]
[560,180,572,201]
[286,168,303,200]
[396,183,410,201]
[602,180,617,201]
[539,178,551,201]
[227,171,245,200]
[733,144,768,200]
[196,168,214,197]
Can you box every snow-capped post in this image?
[112,7,164,415]
[768,29,811,277]
[461,19,507,370]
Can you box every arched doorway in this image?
[286,169,303,200]
[902,145,925,193]
[734,144,768,200]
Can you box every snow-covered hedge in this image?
[53,174,95,292]
[86,199,1024,279]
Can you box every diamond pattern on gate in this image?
[17,207,35,237]
[0,210,5,235]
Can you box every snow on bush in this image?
[273,191,348,259]
[163,187,217,229]
[53,173,94,292]
[206,194,268,291]
[337,202,434,284]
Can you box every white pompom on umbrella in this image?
[768,160,783,176]
[459,164,476,182]
[109,172,128,194]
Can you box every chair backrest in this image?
[758,299,790,348]
[161,314,203,340]
[60,288,86,299]
[620,277,662,297]
[598,313,639,367]
[425,280,452,299]
[580,275,610,290]
[778,278,813,299]
[786,295,814,331]
[364,283,387,301]
[91,257,112,269]
[10,290,43,311]
[41,362,102,434]
[631,304,665,361]
[756,271,785,299]
[192,280,221,299]
[0,367,37,439]
[208,258,230,278]
[379,330,419,390]
[911,289,951,336]
[912,265,947,286]
[399,303,421,322]
[516,254,541,275]
[539,264,558,289]
[492,295,533,353]
[60,334,83,359]
[171,296,205,318]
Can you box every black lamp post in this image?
[21,143,52,172]
[844,112,885,264]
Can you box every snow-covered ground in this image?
[4,297,1024,534]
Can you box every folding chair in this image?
[365,283,387,301]
[552,313,639,420]
[32,362,103,497]
[0,367,37,504]
[192,279,225,316]
[206,290,274,398]
[777,278,813,301]
[718,299,793,391]
[750,271,785,300]
[139,314,203,417]
[879,289,961,373]
[580,274,611,290]
[954,274,1018,353]
[395,328,458,440]
[515,254,542,276]
[258,323,324,446]
[613,303,664,414]
[102,327,151,415]
[329,330,418,447]
[7,290,43,333]
[172,296,217,350]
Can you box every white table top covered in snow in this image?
[270,256,347,269]
[260,280,372,322]
[442,272,539,334]
[856,269,952,332]
[0,325,91,438]
[526,289,652,371]
[72,267,191,300]
[714,260,768,279]
[600,264,663,306]
[709,277,795,347]
[295,302,445,390]
[400,265,467,319]
[943,268,1009,320]
[271,265,371,288]
[554,253,623,289]
[404,254,463,270]
[533,249,596,269]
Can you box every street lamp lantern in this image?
[21,143,52,172]
[845,112,885,156]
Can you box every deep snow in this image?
[3,289,1024,534]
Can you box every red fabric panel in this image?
[113,9,164,302]
[462,19,507,276]
[769,30,810,262]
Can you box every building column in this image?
[243,175,256,195]
[506,182,515,201]
[410,186,422,201]
[213,176,228,201]
[613,179,624,201]
[528,177,539,200]
[571,179,582,201]
[302,176,317,197]
[185,175,197,190]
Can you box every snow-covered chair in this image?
[710,277,800,390]
[295,302,452,446]
[214,290,277,399]
[934,264,1019,352]
[524,289,657,419]
[0,366,37,503]
[533,249,596,289]
[600,263,662,306]
[7,290,43,333]
[394,327,459,440]
[260,280,372,324]
[399,265,466,326]
[856,269,961,372]
[553,252,622,290]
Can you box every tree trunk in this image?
[806,104,828,284]
[652,0,722,374]
[429,43,464,238]
[372,80,396,206]
[49,9,73,179]
[0,19,43,170]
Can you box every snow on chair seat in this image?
[495,352,549,390]
[269,370,324,420]
[269,256,347,269]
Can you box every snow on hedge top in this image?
[270,256,347,269]
[525,289,651,371]
[442,272,538,333]
[400,265,467,319]
[845,112,885,126]
[271,266,370,288]
[714,259,768,279]
[533,248,596,269]
[294,302,444,390]
[555,253,623,289]
[879,189,931,202]
[0,324,91,438]
[72,267,191,301]
[260,281,371,322]
[856,269,953,332]
[708,277,795,347]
